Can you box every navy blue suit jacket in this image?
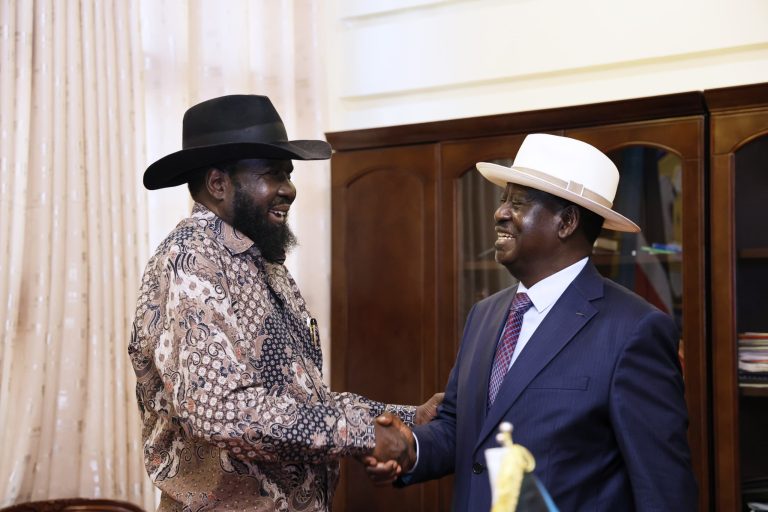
[405,263,697,511]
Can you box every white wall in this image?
[324,0,768,131]
[135,0,767,381]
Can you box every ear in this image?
[557,205,580,239]
[204,166,232,201]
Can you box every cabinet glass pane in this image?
[735,135,768,333]
[458,158,517,332]
[734,134,768,500]
[457,147,684,340]
[597,147,684,333]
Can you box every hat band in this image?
[183,122,288,149]
[516,166,613,208]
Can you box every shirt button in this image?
[472,462,485,474]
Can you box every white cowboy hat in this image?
[476,133,640,232]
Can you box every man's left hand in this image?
[415,392,444,425]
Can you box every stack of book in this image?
[745,476,768,511]
[739,332,768,387]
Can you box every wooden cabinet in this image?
[330,144,444,512]
[567,119,709,510]
[709,83,768,512]
[328,92,714,511]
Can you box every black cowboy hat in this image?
[143,94,332,190]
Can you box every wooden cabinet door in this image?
[439,133,535,364]
[566,118,709,512]
[441,122,710,511]
[435,133,532,510]
[331,143,442,512]
[327,90,714,511]
[708,83,768,512]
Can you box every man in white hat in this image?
[369,134,697,511]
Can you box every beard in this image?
[230,183,297,263]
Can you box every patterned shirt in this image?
[129,203,415,511]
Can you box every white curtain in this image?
[141,0,332,377]
[0,0,153,508]
[0,0,329,508]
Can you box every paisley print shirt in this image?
[129,203,415,511]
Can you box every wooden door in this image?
[566,118,710,512]
[439,132,543,357]
[330,143,442,512]
[708,83,768,512]
[434,132,532,510]
[439,121,709,511]
[327,90,711,511]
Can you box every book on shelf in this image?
[744,476,768,511]
[740,361,768,373]
[738,333,768,381]
[739,371,768,385]
[740,332,768,340]
[741,380,768,389]
[640,242,683,255]
[744,476,768,492]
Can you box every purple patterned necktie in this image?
[488,293,533,406]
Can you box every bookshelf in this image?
[709,83,768,512]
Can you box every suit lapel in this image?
[475,264,604,451]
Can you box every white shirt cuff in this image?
[406,431,420,474]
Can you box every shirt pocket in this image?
[527,375,590,390]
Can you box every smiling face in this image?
[493,183,571,286]
[228,158,298,262]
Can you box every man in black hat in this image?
[129,95,436,511]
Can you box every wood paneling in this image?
[327,93,705,151]
[331,143,441,512]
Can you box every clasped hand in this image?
[361,392,444,486]
[362,413,415,485]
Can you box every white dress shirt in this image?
[508,257,588,368]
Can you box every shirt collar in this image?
[191,202,254,255]
[517,257,589,313]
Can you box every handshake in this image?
[360,392,444,486]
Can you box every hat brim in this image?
[476,162,640,233]
[143,140,332,190]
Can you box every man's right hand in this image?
[361,412,416,486]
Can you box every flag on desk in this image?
[514,473,559,512]
[485,423,559,512]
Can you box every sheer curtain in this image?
[0,0,329,508]
[0,0,153,508]
[140,0,332,377]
